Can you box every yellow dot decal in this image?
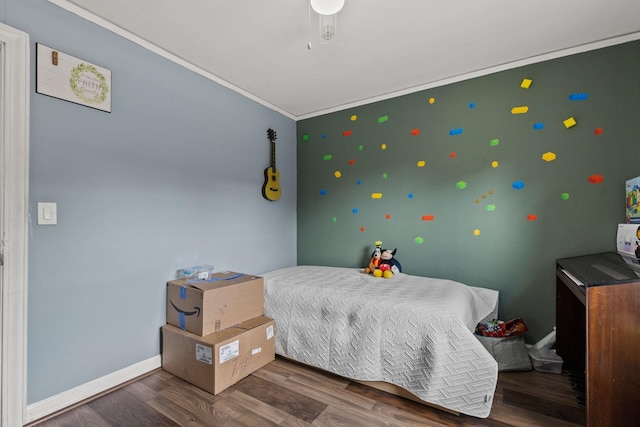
[334,171,342,178]
[491,161,499,168]
[381,144,387,150]
[351,115,357,121]
[473,229,481,236]
[371,193,383,199]
[417,160,426,167]
[429,97,435,104]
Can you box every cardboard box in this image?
[166,271,264,336]
[162,316,275,394]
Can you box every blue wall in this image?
[296,41,640,343]
[3,0,296,404]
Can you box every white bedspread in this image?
[262,265,499,418]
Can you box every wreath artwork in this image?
[36,44,112,112]
[69,63,109,105]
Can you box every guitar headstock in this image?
[267,128,277,142]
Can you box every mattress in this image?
[262,265,499,418]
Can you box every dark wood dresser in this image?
[556,252,640,426]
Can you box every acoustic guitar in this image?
[262,128,281,201]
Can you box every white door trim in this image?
[0,22,30,427]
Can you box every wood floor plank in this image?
[502,387,585,425]
[30,405,111,427]
[230,374,327,423]
[212,391,284,427]
[87,387,179,427]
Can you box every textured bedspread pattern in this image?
[262,266,499,418]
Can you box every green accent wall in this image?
[296,40,640,342]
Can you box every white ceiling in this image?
[50,0,640,120]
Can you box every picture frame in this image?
[36,43,111,112]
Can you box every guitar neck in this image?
[271,139,276,170]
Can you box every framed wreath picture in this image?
[36,43,111,112]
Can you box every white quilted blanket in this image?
[262,265,499,418]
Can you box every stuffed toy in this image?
[375,247,402,278]
[364,241,383,274]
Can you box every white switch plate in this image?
[37,202,57,225]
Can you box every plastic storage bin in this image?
[528,348,563,374]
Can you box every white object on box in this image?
[528,348,563,374]
[181,264,215,284]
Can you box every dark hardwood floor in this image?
[30,356,585,427]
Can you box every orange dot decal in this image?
[421,215,435,221]
[527,214,538,221]
[343,130,353,137]
[411,128,420,136]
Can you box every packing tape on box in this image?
[179,312,186,330]
[180,286,187,299]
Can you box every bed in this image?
[262,265,499,418]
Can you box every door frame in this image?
[0,22,30,427]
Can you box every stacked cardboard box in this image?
[162,271,275,394]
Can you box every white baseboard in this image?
[25,355,161,424]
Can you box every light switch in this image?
[37,202,57,225]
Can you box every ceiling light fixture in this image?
[310,0,345,44]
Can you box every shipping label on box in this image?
[162,316,275,395]
[166,271,264,336]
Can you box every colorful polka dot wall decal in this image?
[343,130,353,136]
[349,159,355,165]
[542,152,556,162]
[533,123,544,130]
[527,214,538,221]
[563,117,577,128]
[350,115,357,121]
[302,134,309,141]
[456,181,467,189]
[486,205,496,211]
[334,171,342,178]
[512,180,525,190]
[360,226,365,232]
[382,173,388,179]
[411,128,421,136]
[491,161,499,168]
[408,193,414,199]
[449,128,463,136]
[421,215,435,221]
[429,97,435,104]
[415,236,425,244]
[489,138,500,147]
[322,133,327,138]
[469,102,476,109]
[371,193,383,199]
[561,192,570,200]
[588,174,604,184]
[323,154,332,160]
[594,128,603,135]
[358,145,363,151]
[332,217,337,222]
[378,115,389,123]
[352,208,359,214]
[450,152,457,158]
[320,189,327,196]
[473,229,481,236]
[417,160,426,167]
[356,179,362,185]
[381,144,387,150]
[385,214,391,220]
